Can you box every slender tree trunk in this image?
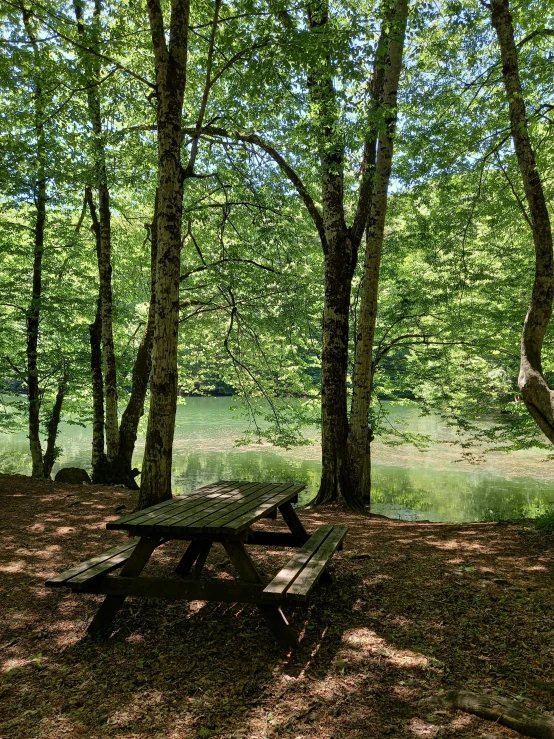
[138,0,190,508]
[43,377,66,479]
[490,0,554,444]
[347,0,409,504]
[22,9,46,479]
[74,0,119,462]
[113,192,158,488]
[86,187,108,481]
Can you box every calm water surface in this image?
[2,397,554,522]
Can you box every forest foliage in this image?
[0,0,553,503]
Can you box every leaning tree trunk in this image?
[112,192,158,488]
[490,0,554,444]
[347,0,409,505]
[138,0,190,509]
[74,0,119,463]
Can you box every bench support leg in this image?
[223,540,297,650]
[87,537,160,638]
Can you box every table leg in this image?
[87,537,161,638]
[278,501,309,544]
[223,540,297,650]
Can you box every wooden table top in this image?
[107,481,305,538]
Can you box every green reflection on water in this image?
[2,396,554,522]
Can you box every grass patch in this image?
[534,507,554,534]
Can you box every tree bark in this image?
[43,377,66,479]
[74,0,119,462]
[347,0,409,504]
[22,8,46,479]
[490,0,554,445]
[85,187,109,482]
[138,0,190,508]
[305,0,362,509]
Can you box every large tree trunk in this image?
[74,0,119,463]
[305,0,362,509]
[490,0,554,444]
[138,0,190,509]
[22,9,46,479]
[112,192,158,489]
[347,0,409,505]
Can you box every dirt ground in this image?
[1,474,553,739]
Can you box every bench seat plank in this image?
[287,526,347,602]
[263,525,347,603]
[46,540,138,589]
[263,526,332,597]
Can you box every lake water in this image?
[2,396,554,522]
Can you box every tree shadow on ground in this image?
[1,475,553,739]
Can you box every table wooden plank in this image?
[202,483,294,533]
[121,482,279,537]
[108,482,232,526]
[159,481,272,531]
[217,485,306,534]
[179,482,289,533]
[109,483,252,532]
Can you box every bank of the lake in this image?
[1,397,554,522]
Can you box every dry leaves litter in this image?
[1,474,553,739]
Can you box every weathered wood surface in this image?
[264,525,348,603]
[108,481,305,537]
[46,481,346,647]
[46,539,139,587]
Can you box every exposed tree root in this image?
[430,689,554,739]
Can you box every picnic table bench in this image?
[46,481,347,648]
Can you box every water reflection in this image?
[2,396,554,522]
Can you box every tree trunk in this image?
[138,0,190,509]
[43,377,66,479]
[74,0,119,462]
[85,187,109,482]
[113,192,158,488]
[490,0,554,445]
[304,0,362,509]
[22,9,46,479]
[347,0,409,505]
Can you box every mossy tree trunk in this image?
[138,0,190,508]
[347,0,409,505]
[490,0,554,446]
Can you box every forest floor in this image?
[1,474,553,739]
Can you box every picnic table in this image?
[46,481,347,648]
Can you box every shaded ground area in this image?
[1,474,553,739]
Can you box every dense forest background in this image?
[1,0,553,507]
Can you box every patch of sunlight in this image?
[342,628,430,668]
[0,559,26,572]
[423,537,492,552]
[407,717,440,736]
